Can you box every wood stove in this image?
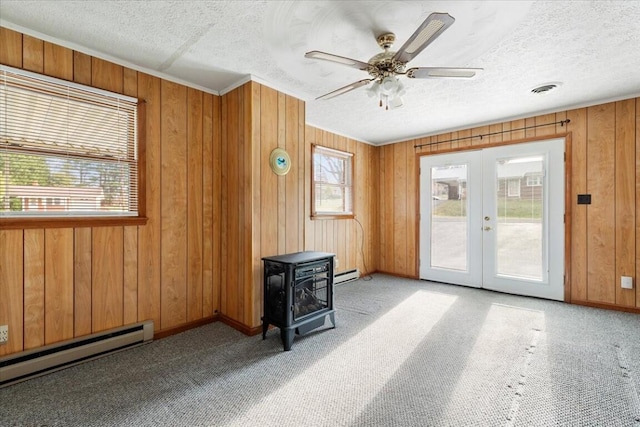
[261,251,336,351]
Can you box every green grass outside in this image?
[433,199,543,219]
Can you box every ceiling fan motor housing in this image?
[367,51,406,80]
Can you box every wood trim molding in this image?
[0,216,149,230]
[153,315,219,340]
[219,314,262,336]
[571,299,640,315]
[563,133,573,303]
[375,270,419,280]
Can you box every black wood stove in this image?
[261,251,336,351]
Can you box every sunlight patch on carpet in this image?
[230,290,457,426]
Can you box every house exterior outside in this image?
[1,184,105,214]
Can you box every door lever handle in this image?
[483,226,492,231]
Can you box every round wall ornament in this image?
[269,148,291,176]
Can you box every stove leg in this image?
[328,312,336,328]
[281,328,295,351]
[262,322,268,339]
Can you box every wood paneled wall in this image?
[0,27,222,356]
[0,27,378,356]
[379,101,639,309]
[304,127,379,279]
[221,83,379,329]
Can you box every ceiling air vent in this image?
[531,83,560,95]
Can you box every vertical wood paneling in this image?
[407,148,417,276]
[92,227,124,332]
[636,98,640,308]
[489,124,503,144]
[568,108,588,301]
[285,95,300,254]
[0,27,22,67]
[23,229,45,350]
[43,42,72,80]
[586,103,616,303]
[137,73,162,329]
[22,35,43,72]
[123,226,138,325]
[73,51,92,85]
[615,99,636,306]
[220,94,229,316]
[509,119,526,141]
[0,230,23,355]
[91,57,123,93]
[187,88,204,322]
[74,228,92,336]
[212,95,222,315]
[535,113,557,137]
[0,29,228,354]
[393,142,408,274]
[44,228,74,345]
[224,88,240,319]
[123,68,137,97]
[250,82,263,326]
[202,93,214,317]
[298,102,306,252]
[242,83,254,326]
[277,92,287,255]
[160,80,188,329]
[260,86,278,260]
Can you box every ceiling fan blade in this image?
[406,67,482,79]
[305,51,370,71]
[393,12,455,64]
[316,79,374,100]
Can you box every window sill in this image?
[311,214,355,221]
[0,216,149,230]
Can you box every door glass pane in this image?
[431,165,468,271]
[495,156,544,280]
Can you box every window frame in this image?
[311,144,354,220]
[0,65,147,230]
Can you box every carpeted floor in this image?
[2,274,640,426]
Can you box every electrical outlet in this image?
[0,325,8,344]
[621,276,633,290]
[335,258,339,270]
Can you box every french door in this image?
[419,139,565,301]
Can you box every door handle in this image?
[483,226,492,231]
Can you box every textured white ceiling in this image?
[1,1,640,145]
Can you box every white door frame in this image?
[418,138,567,301]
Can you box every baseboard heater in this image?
[334,268,360,285]
[0,320,153,388]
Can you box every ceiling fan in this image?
[305,12,482,110]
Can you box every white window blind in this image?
[0,65,139,218]
[312,145,353,216]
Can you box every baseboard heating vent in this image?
[334,268,360,285]
[0,320,153,388]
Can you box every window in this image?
[0,65,144,227]
[312,145,353,218]
[526,175,542,187]
[507,179,521,197]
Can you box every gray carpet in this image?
[2,274,640,426]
